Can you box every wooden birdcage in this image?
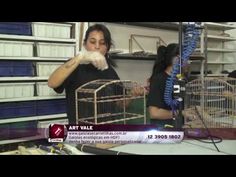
[75,80,146,125]
[184,77,236,128]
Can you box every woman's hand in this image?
[130,85,145,97]
[77,50,108,71]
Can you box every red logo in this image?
[48,124,65,142]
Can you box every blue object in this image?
[0,61,12,76]
[0,121,38,140]
[0,101,37,119]
[0,124,10,140]
[0,61,34,77]
[0,103,18,119]
[12,61,34,76]
[164,23,201,112]
[0,22,32,36]
[9,121,38,139]
[16,101,37,117]
[36,99,67,116]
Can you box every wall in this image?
[88,22,236,84]
[91,22,178,85]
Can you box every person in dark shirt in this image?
[147,43,179,128]
[48,24,142,124]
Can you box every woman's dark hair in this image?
[150,43,179,80]
[228,70,236,78]
[84,24,116,67]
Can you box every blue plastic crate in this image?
[0,61,34,77]
[16,101,37,117]
[0,61,12,76]
[0,124,10,140]
[0,101,36,119]
[37,99,66,116]
[0,103,17,119]
[0,22,32,36]
[9,121,38,139]
[12,61,34,76]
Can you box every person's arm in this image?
[148,106,172,119]
[48,55,82,88]
[48,51,108,89]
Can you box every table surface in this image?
[2,139,234,155]
[61,139,236,155]
[109,140,236,155]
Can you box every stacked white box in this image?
[37,42,75,58]
[0,40,34,57]
[36,82,65,96]
[37,119,68,129]
[32,22,72,39]
[0,83,34,99]
[36,62,64,76]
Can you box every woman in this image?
[48,24,142,124]
[147,43,179,128]
[48,24,122,124]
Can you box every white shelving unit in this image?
[0,113,67,145]
[0,56,69,61]
[0,22,81,145]
[0,34,76,43]
[0,76,49,81]
[0,113,67,124]
[204,22,236,30]
[207,34,236,41]
[0,135,45,145]
[0,95,66,103]
[190,22,236,78]
[207,48,236,52]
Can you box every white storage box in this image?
[37,119,68,129]
[0,83,34,99]
[0,40,34,57]
[36,42,75,58]
[36,62,64,76]
[36,82,65,96]
[32,22,72,39]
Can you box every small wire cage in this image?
[75,80,146,125]
[184,77,236,128]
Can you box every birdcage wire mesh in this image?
[75,80,146,125]
[184,77,236,128]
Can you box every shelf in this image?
[47,22,77,25]
[207,74,228,77]
[189,54,205,60]
[207,35,236,41]
[195,48,236,53]
[0,113,67,124]
[191,60,236,65]
[0,56,69,61]
[207,62,236,64]
[190,73,228,77]
[207,48,236,52]
[0,134,45,145]
[110,53,156,61]
[0,22,75,146]
[110,22,179,31]
[0,34,76,43]
[204,22,236,30]
[0,76,48,82]
[0,95,66,103]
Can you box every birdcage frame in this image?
[75,79,146,125]
[184,77,236,128]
